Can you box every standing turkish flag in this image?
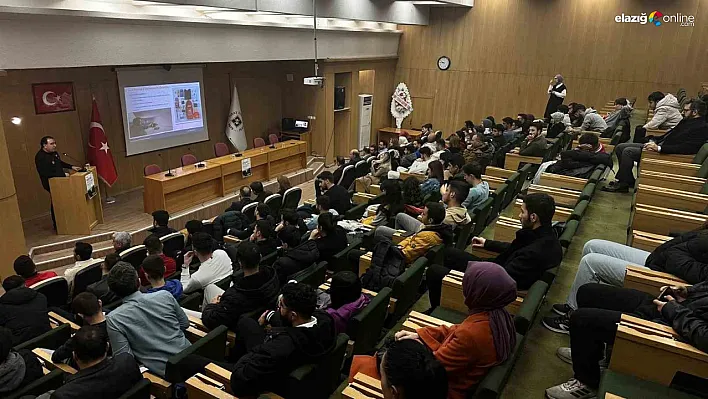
[87,98,118,186]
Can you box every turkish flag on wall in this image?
[87,98,118,186]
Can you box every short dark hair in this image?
[688,98,707,117]
[579,133,599,146]
[255,219,273,239]
[107,261,139,298]
[237,241,262,271]
[419,147,432,157]
[382,339,448,399]
[474,125,485,134]
[512,120,523,128]
[151,210,170,227]
[524,193,556,226]
[574,103,587,112]
[317,212,336,235]
[74,242,93,261]
[462,163,483,179]
[529,121,544,133]
[557,104,569,114]
[614,97,628,106]
[425,202,445,224]
[143,235,163,254]
[73,325,108,364]
[278,225,302,248]
[2,275,25,291]
[318,171,334,183]
[447,180,470,203]
[502,117,514,125]
[280,282,317,318]
[239,185,252,198]
[185,220,203,235]
[493,124,504,132]
[336,156,346,166]
[250,181,264,194]
[281,209,300,226]
[448,153,464,169]
[256,203,271,219]
[104,253,121,272]
[141,255,165,281]
[13,255,36,278]
[423,123,433,130]
[316,195,331,210]
[40,136,54,148]
[72,292,101,317]
[648,91,665,103]
[330,271,362,309]
[192,232,214,255]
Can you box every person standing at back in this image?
[544,74,567,119]
[34,136,82,230]
[181,232,233,296]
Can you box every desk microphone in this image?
[62,153,87,172]
[158,153,174,177]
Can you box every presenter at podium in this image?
[34,135,82,230]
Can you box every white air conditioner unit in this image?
[358,94,373,150]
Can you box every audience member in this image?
[141,255,183,299]
[226,186,253,213]
[448,135,462,154]
[427,193,562,310]
[250,181,270,204]
[441,181,472,228]
[184,219,204,251]
[138,235,177,286]
[50,325,143,399]
[332,156,347,185]
[420,123,434,142]
[348,149,362,166]
[13,255,57,287]
[52,292,108,365]
[305,195,339,231]
[277,175,292,197]
[461,163,490,214]
[633,91,683,143]
[463,133,495,168]
[398,262,517,399]
[533,133,611,183]
[318,170,352,215]
[0,326,43,394]
[112,231,131,254]
[430,139,447,161]
[572,104,607,133]
[445,153,465,183]
[380,339,448,399]
[420,160,444,197]
[378,140,389,154]
[64,242,97,289]
[277,209,308,237]
[106,262,191,377]
[491,124,508,147]
[604,98,708,193]
[86,253,121,305]
[148,210,176,237]
[250,220,279,256]
[181,232,233,295]
[325,271,370,334]
[401,176,424,207]
[272,225,319,283]
[501,117,517,142]
[309,212,348,261]
[399,144,419,169]
[602,97,633,141]
[366,179,404,227]
[511,121,547,157]
[201,241,279,330]
[546,110,568,139]
[402,146,432,175]
[0,275,50,345]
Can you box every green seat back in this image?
[472,197,495,237]
[514,280,549,335]
[345,202,368,220]
[349,287,392,355]
[14,323,71,351]
[119,378,152,399]
[331,238,363,274]
[4,368,64,399]
[214,275,232,291]
[559,219,580,248]
[430,306,467,324]
[598,369,702,399]
[470,332,524,399]
[579,183,596,202]
[455,222,475,250]
[502,173,520,209]
[281,333,350,398]
[291,261,327,288]
[178,291,203,311]
[571,200,589,221]
[541,266,559,286]
[389,257,428,323]
[486,184,509,226]
[692,143,708,164]
[698,158,708,179]
[166,325,228,383]
[588,168,603,184]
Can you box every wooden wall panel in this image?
[0,109,27,278]
[396,0,708,135]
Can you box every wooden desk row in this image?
[144,141,307,214]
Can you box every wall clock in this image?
[437,56,451,71]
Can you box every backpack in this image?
[361,240,406,291]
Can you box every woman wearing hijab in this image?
[545,74,567,119]
[395,262,517,399]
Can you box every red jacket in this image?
[139,254,177,286]
[418,313,498,399]
[25,271,58,287]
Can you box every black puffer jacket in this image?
[272,240,320,284]
[547,149,612,179]
[0,287,51,345]
[213,211,250,241]
[201,266,280,330]
[645,230,708,284]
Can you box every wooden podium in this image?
[49,166,104,235]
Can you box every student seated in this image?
[228,203,275,239]
[461,163,490,214]
[509,121,547,157]
[375,202,453,264]
[13,255,57,287]
[532,133,611,184]
[201,241,279,331]
[0,326,43,395]
[141,255,183,299]
[419,160,444,198]
[305,196,339,231]
[356,152,393,194]
[332,155,347,185]
[250,181,271,204]
[148,209,177,238]
[272,225,319,284]
[276,209,308,237]
[501,117,517,142]
[402,176,424,208]
[545,282,708,399]
[86,253,121,305]
[399,143,419,169]
[112,231,131,254]
[322,271,370,335]
[49,325,143,399]
[184,219,204,252]
[226,186,253,213]
[139,235,177,286]
[448,135,463,154]
[427,193,562,311]
[393,181,470,233]
[249,220,280,256]
[106,262,191,377]
[633,91,683,143]
[365,179,405,228]
[347,149,362,166]
[277,175,292,197]
[571,104,607,133]
[0,275,50,345]
[64,242,98,289]
[308,213,348,262]
[318,170,353,215]
[400,146,432,175]
[430,139,447,161]
[181,232,233,296]
[604,99,708,193]
[602,97,633,140]
[380,339,449,399]
[52,292,108,366]
[543,227,708,334]
[397,262,517,399]
[463,133,495,168]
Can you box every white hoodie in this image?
[181,249,233,293]
[644,93,682,130]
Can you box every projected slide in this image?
[124,82,203,141]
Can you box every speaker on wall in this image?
[334,86,346,110]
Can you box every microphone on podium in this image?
[62,153,87,172]
[158,153,174,177]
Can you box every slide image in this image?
[128,109,174,139]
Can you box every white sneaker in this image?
[545,378,596,399]
[556,347,572,365]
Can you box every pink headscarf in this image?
[463,261,517,363]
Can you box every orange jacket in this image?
[417,313,498,399]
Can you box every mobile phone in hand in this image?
[658,286,674,301]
